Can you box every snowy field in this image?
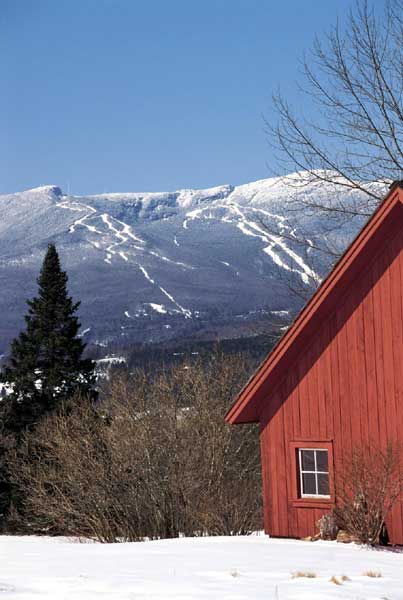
[1,535,402,599]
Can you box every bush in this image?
[6,353,262,541]
[333,444,403,545]
[317,513,338,540]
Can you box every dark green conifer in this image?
[0,244,95,432]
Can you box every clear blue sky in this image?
[1,0,355,195]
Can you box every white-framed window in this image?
[298,448,330,498]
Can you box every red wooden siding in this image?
[258,223,403,543]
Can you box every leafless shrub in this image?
[333,443,403,545]
[317,513,338,540]
[6,353,262,542]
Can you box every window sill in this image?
[290,498,335,509]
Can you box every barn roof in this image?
[226,181,403,424]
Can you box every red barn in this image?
[226,181,403,544]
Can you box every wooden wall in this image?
[259,225,403,543]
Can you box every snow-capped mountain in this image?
[0,173,385,353]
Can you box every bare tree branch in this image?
[267,0,403,217]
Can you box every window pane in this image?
[317,473,329,496]
[302,473,316,495]
[316,450,328,472]
[301,450,315,471]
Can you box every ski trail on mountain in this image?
[138,266,192,318]
[55,199,101,235]
[229,205,321,285]
[56,191,320,285]
[100,213,143,264]
[100,214,192,268]
[183,202,320,285]
[148,250,192,269]
[57,199,192,269]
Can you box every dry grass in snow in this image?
[0,534,402,599]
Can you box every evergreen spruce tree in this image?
[0,244,95,433]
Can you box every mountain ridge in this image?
[0,172,385,354]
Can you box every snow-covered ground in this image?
[1,535,402,599]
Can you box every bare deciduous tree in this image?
[268,0,403,216]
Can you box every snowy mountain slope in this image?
[0,174,385,353]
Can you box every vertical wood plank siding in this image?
[259,226,403,544]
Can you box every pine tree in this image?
[0,244,95,433]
